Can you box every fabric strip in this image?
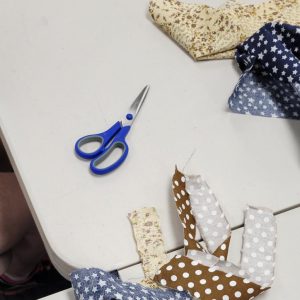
[185,175,231,256]
[172,168,204,253]
[241,206,277,288]
[128,207,168,281]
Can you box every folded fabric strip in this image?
[70,268,192,300]
[149,0,300,60]
[241,206,277,288]
[153,168,276,300]
[185,175,231,258]
[229,22,300,119]
[129,207,168,288]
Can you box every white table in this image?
[1,0,300,280]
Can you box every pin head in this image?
[126,113,133,120]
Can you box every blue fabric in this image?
[229,22,300,119]
[70,268,192,300]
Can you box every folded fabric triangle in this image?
[149,0,300,60]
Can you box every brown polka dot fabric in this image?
[172,168,204,253]
[154,255,268,299]
[153,168,272,299]
[149,0,300,60]
[213,236,231,260]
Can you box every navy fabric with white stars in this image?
[229,22,300,119]
[70,268,192,300]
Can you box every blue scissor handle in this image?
[75,121,122,159]
[90,125,131,175]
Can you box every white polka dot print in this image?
[241,206,276,287]
[185,175,231,254]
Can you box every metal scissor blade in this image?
[125,85,150,125]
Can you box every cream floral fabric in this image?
[129,207,168,288]
[149,0,300,60]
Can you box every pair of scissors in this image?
[75,85,150,175]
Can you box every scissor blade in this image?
[126,85,150,124]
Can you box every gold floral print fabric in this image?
[129,207,168,288]
[149,0,300,60]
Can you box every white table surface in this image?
[1,0,300,278]
[41,208,300,299]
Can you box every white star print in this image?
[277,34,283,41]
[270,45,277,52]
[115,293,123,300]
[98,280,106,287]
[74,274,79,280]
[229,22,300,119]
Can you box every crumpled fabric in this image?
[70,268,192,300]
[153,168,276,300]
[149,0,300,60]
[229,21,300,119]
